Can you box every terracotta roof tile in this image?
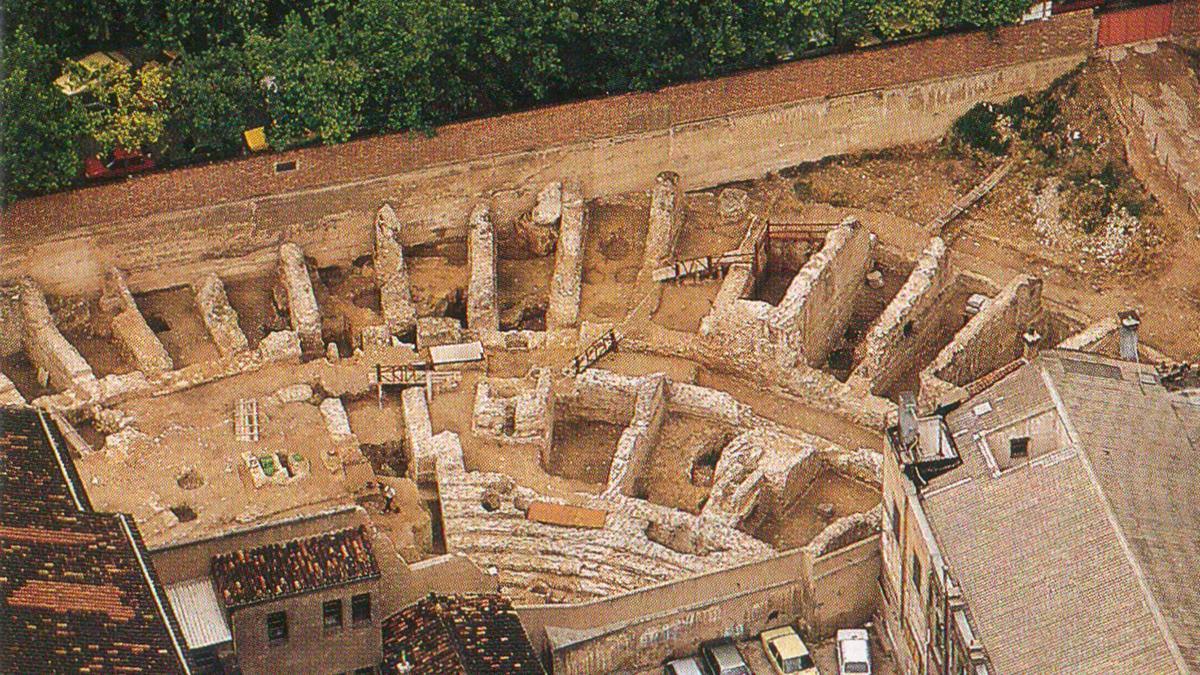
[381,594,544,674]
[210,525,379,609]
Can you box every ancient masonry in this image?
[546,182,587,331]
[193,273,250,357]
[374,205,419,338]
[850,237,950,394]
[467,203,500,333]
[101,267,173,375]
[278,242,323,356]
[642,172,685,276]
[19,279,98,395]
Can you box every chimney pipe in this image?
[1118,310,1140,362]
[898,391,919,449]
[1022,327,1043,361]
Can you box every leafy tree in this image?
[941,0,1031,29]
[84,61,173,154]
[4,0,121,57]
[118,0,271,51]
[1,30,87,203]
[871,0,943,40]
[166,47,263,160]
[247,12,368,148]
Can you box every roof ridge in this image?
[1038,366,1189,674]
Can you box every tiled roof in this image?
[923,350,1200,673]
[210,525,379,609]
[382,594,545,674]
[1,405,192,674]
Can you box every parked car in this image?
[760,626,818,674]
[663,655,705,675]
[836,629,872,675]
[699,638,752,675]
[84,148,156,180]
[54,51,132,97]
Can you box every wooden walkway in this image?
[564,329,621,376]
[652,250,753,283]
[935,158,1015,240]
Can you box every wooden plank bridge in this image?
[564,328,620,376]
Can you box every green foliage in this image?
[166,47,262,160]
[247,12,368,149]
[1,30,87,203]
[951,103,1008,155]
[84,61,173,154]
[4,0,1050,201]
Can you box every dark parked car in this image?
[699,638,752,675]
[84,148,155,180]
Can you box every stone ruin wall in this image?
[373,205,419,337]
[849,237,951,395]
[278,242,323,356]
[193,273,250,358]
[19,279,97,395]
[101,267,174,375]
[467,203,500,333]
[920,274,1043,408]
[546,182,587,331]
[766,218,874,369]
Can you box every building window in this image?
[890,501,900,543]
[274,160,297,174]
[266,611,288,643]
[1010,436,1030,459]
[323,599,343,629]
[911,552,922,596]
[351,593,371,623]
[354,668,375,675]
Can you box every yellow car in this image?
[54,51,131,97]
[760,626,818,675]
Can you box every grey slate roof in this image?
[921,349,1200,674]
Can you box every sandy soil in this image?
[0,352,48,400]
[548,417,624,485]
[497,254,554,331]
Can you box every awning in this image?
[164,578,232,649]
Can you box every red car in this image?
[84,147,155,180]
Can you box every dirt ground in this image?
[743,469,881,551]
[133,286,221,367]
[641,414,735,513]
[496,254,554,331]
[548,416,624,485]
[580,194,649,322]
[224,274,286,348]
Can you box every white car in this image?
[836,629,872,675]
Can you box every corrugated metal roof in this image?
[430,341,484,365]
[165,578,231,649]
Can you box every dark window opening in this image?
[351,593,371,623]
[911,552,922,594]
[1010,436,1030,459]
[274,160,297,174]
[890,501,901,543]
[323,599,343,629]
[267,611,288,642]
[902,321,914,337]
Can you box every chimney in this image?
[1022,327,1042,361]
[898,391,919,449]
[1118,309,1140,362]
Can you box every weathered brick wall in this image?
[1,12,1093,295]
[1174,0,1200,42]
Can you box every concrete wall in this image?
[524,533,880,674]
[0,13,1093,295]
[229,578,381,675]
[767,219,874,368]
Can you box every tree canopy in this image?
[2,0,1035,203]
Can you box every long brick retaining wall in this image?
[1,12,1093,295]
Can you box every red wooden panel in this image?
[1098,3,1173,47]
